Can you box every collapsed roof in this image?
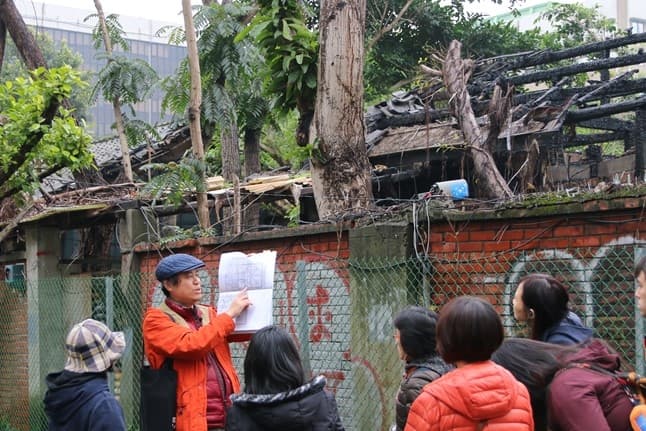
[365,32,646,195]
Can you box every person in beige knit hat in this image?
[44,319,127,431]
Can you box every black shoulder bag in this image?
[140,357,177,431]
[140,311,178,431]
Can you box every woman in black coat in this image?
[226,325,345,431]
[393,306,452,431]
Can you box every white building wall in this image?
[486,0,646,32]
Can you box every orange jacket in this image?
[143,303,240,431]
[404,361,533,431]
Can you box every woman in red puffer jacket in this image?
[405,296,533,431]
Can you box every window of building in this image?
[631,18,646,34]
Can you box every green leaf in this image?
[281,20,293,41]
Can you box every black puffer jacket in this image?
[395,355,452,431]
[226,375,345,431]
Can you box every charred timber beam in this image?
[576,69,638,104]
[508,53,646,86]
[476,32,646,72]
[563,131,627,148]
[475,76,646,120]
[477,77,646,120]
[372,167,422,184]
[367,108,449,132]
[578,118,633,132]
[558,78,646,105]
[635,108,646,180]
[566,96,646,122]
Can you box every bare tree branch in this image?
[442,40,513,200]
[366,0,414,52]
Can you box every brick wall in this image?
[420,204,645,378]
[133,198,646,431]
[423,209,643,305]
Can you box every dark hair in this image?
[243,325,306,394]
[635,256,646,278]
[491,338,564,431]
[160,274,181,297]
[393,306,439,361]
[518,273,569,340]
[437,296,503,363]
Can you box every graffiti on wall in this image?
[495,235,646,329]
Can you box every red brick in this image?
[483,261,508,274]
[456,242,483,252]
[432,224,453,233]
[511,240,538,251]
[462,262,485,273]
[446,232,463,242]
[431,242,457,253]
[617,221,643,235]
[469,230,497,241]
[553,225,585,237]
[537,238,569,249]
[428,232,443,243]
[524,228,553,240]
[433,262,457,274]
[309,242,327,252]
[496,229,525,241]
[584,223,617,235]
[483,241,511,252]
[337,249,350,259]
[570,236,603,247]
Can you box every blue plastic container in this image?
[433,179,469,200]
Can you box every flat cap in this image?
[155,253,205,281]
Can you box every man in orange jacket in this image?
[143,253,250,431]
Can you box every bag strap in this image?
[161,357,174,370]
[162,312,175,369]
[564,362,637,403]
[143,312,175,369]
[564,362,618,377]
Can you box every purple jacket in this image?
[548,339,633,431]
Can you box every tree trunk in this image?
[220,121,240,181]
[312,0,373,220]
[93,0,134,183]
[182,0,210,231]
[442,40,512,200]
[243,127,261,228]
[243,127,261,178]
[0,0,47,70]
[0,18,6,73]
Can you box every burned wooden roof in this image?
[365,32,646,164]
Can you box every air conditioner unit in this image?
[5,263,25,283]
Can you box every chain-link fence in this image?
[0,243,642,430]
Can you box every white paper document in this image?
[217,250,276,334]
